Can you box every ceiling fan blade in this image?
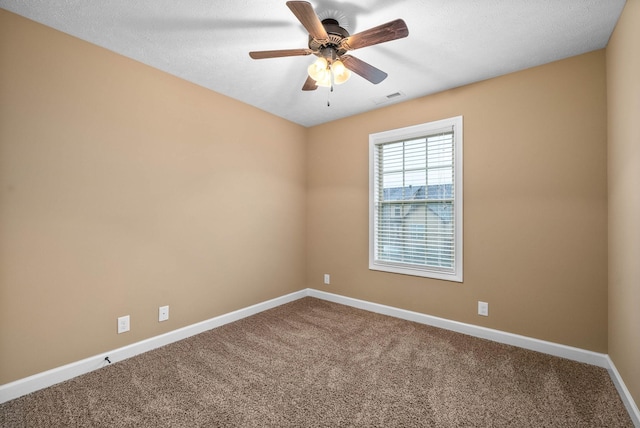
[286,1,329,43]
[341,19,409,51]
[249,49,313,59]
[302,76,318,91]
[341,55,388,84]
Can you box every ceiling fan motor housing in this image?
[309,19,349,61]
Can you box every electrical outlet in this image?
[323,274,330,285]
[478,301,489,317]
[117,315,130,334]
[159,305,169,322]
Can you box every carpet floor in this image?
[0,297,633,427]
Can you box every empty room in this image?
[1,0,638,426]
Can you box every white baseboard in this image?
[2,287,638,427]
[606,356,640,427]
[307,289,609,367]
[0,289,307,404]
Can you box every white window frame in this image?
[369,116,463,282]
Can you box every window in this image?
[369,116,463,282]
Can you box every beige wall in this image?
[0,10,307,384]
[307,50,608,352]
[607,0,640,408]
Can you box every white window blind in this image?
[369,116,463,282]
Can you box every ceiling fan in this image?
[249,1,409,91]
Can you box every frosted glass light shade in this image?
[332,60,351,85]
[315,74,332,87]
[308,57,328,81]
[332,60,346,75]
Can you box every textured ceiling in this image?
[0,0,627,127]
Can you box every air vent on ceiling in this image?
[371,91,406,105]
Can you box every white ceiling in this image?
[0,0,627,127]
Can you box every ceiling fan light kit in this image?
[307,56,351,87]
[249,1,409,92]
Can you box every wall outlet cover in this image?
[117,315,130,334]
[159,305,169,322]
[478,301,489,317]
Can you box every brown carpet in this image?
[0,297,633,427]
